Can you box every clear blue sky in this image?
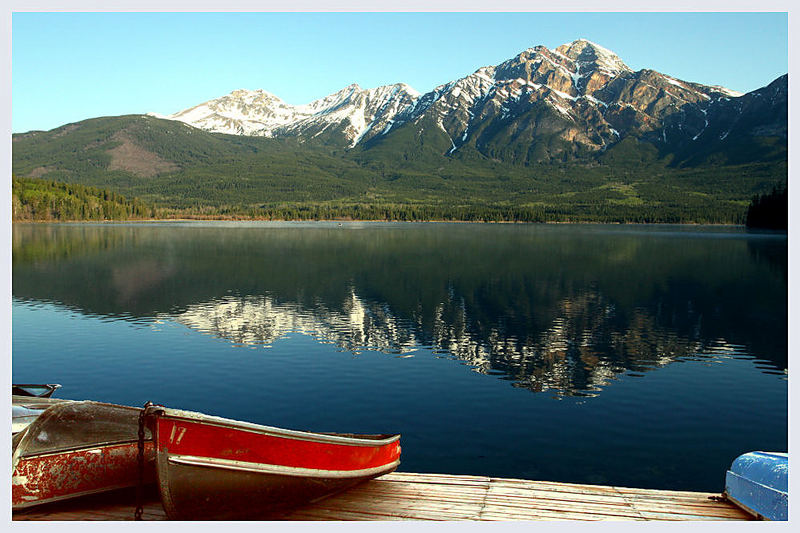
[11,12,788,133]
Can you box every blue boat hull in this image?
[724,451,787,521]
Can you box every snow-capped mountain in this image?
[377,39,756,160]
[151,83,419,147]
[151,38,785,163]
[151,89,297,137]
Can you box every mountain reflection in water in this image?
[12,222,787,399]
[161,287,767,397]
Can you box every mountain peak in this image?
[225,88,286,103]
[230,88,269,96]
[391,82,421,98]
[555,38,630,76]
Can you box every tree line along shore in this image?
[11,176,786,228]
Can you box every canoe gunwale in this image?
[13,400,150,467]
[153,407,400,447]
[168,454,401,479]
[15,439,142,460]
[723,493,766,520]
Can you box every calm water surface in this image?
[12,222,787,492]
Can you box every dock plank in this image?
[13,471,753,521]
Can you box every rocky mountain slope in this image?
[153,39,785,166]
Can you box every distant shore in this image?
[12,217,749,227]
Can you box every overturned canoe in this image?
[724,451,787,521]
[12,396,155,510]
[144,405,401,520]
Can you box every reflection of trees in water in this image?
[13,223,141,263]
[746,237,787,282]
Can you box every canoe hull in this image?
[157,453,393,520]
[151,410,401,520]
[12,399,155,510]
[724,451,788,521]
[12,441,155,510]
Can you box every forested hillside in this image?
[12,176,156,221]
[11,111,786,223]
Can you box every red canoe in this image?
[12,396,155,510]
[143,405,401,520]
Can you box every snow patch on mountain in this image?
[710,85,744,98]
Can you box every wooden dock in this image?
[13,472,753,521]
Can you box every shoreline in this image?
[10,218,751,227]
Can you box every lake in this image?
[11,221,787,492]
